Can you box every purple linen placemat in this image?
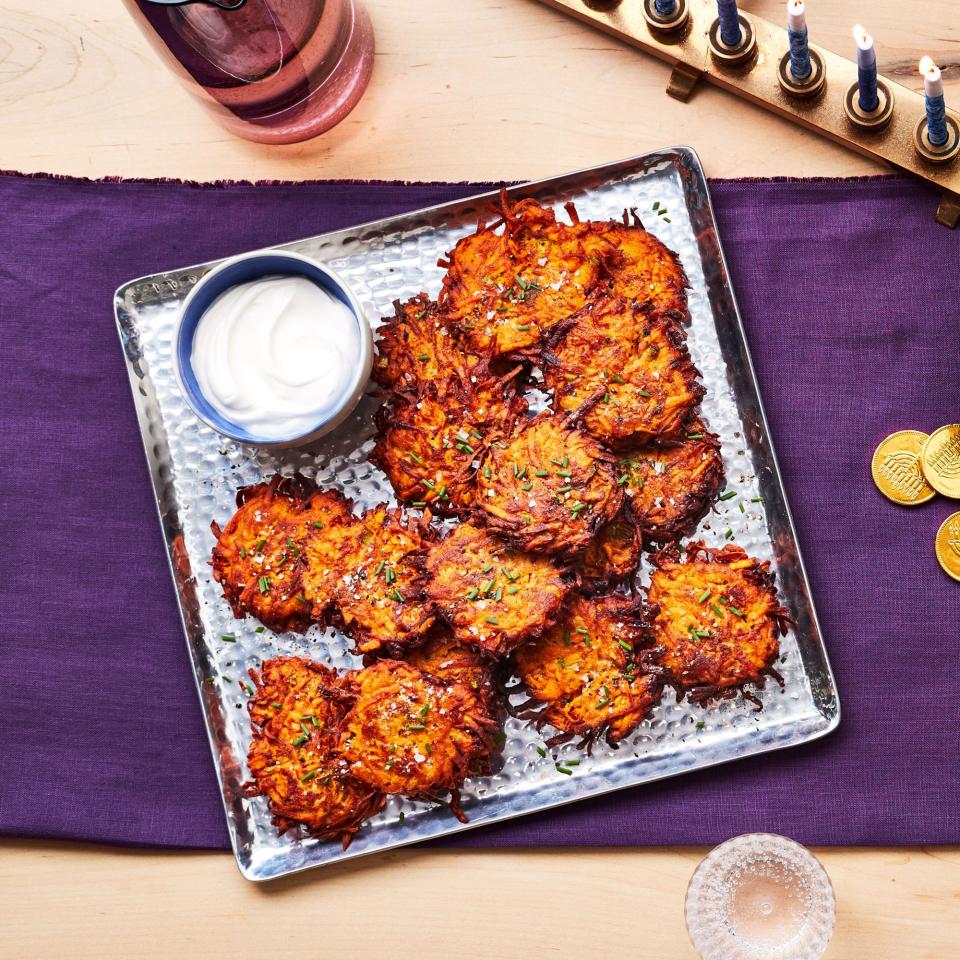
[1,171,957,851]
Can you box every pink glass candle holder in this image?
[123,0,374,144]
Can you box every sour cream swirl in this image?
[191,275,360,440]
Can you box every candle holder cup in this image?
[778,48,825,100]
[914,113,960,164]
[843,78,894,132]
[642,0,689,37]
[708,14,756,67]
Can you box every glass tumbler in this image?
[123,0,374,144]
[685,833,836,960]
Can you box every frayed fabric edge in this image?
[0,168,907,189]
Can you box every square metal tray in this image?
[114,147,839,882]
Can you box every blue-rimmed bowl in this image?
[173,250,372,448]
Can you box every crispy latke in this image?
[647,542,790,701]
[475,412,623,556]
[438,195,605,358]
[580,211,689,318]
[575,506,643,589]
[332,506,435,656]
[617,421,725,543]
[244,657,384,846]
[544,296,704,445]
[512,592,662,746]
[424,522,570,656]
[372,371,526,517]
[372,294,467,392]
[339,660,497,816]
[404,630,499,716]
[211,476,353,633]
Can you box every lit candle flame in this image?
[852,24,872,51]
[919,56,939,79]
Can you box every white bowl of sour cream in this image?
[174,250,372,447]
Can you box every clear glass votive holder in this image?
[685,833,836,960]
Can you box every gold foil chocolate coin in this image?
[871,430,936,506]
[921,424,960,499]
[935,512,960,582]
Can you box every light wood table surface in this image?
[2,1,959,957]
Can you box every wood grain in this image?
[0,0,956,182]
[1,840,958,958]
[3,2,960,955]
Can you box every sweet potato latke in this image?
[476,412,623,556]
[332,506,435,656]
[575,507,643,589]
[438,196,604,358]
[617,421,725,543]
[372,371,526,517]
[211,476,353,633]
[544,296,704,446]
[403,631,499,715]
[338,660,498,816]
[424,522,570,656]
[372,294,467,392]
[512,593,662,746]
[245,657,385,846]
[647,542,789,701]
[583,213,689,316]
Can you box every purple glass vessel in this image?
[123,0,374,144]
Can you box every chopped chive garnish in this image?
[409,451,424,464]
[375,560,386,577]
[727,605,745,618]
[616,638,632,651]
[507,586,520,594]
[521,482,533,491]
[687,432,704,439]
[695,721,705,730]
[255,626,265,634]
[221,634,236,643]
[617,474,629,486]
[257,576,270,594]
[485,616,499,625]
[494,732,507,747]
[482,562,494,573]
[534,470,550,477]
[751,497,764,503]
[724,528,734,540]
[411,500,427,507]
[466,588,480,600]
[292,735,308,747]
[697,589,711,603]
[711,603,725,618]
[535,746,547,758]
[718,490,737,501]
[555,765,573,776]
[390,589,405,603]
[638,390,652,397]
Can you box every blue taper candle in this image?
[654,0,677,16]
[853,25,879,113]
[716,0,741,46]
[786,0,811,81]
[920,57,948,146]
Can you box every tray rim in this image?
[114,146,840,883]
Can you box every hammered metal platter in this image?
[114,147,839,882]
